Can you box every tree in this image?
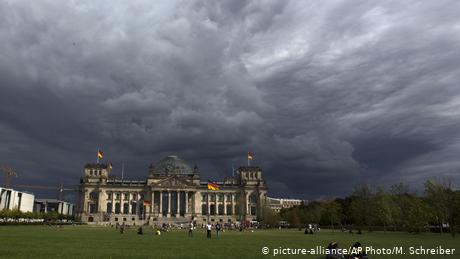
[286,208,301,228]
[373,187,395,232]
[321,200,341,230]
[350,185,375,231]
[304,201,323,224]
[424,179,459,236]
[257,198,280,228]
[390,183,411,231]
[404,196,431,233]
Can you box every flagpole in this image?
[97,148,100,164]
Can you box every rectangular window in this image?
[115,193,120,200]
[250,206,256,216]
[107,193,112,199]
[218,205,224,215]
[89,203,97,213]
[210,194,216,202]
[131,202,137,214]
[218,194,223,202]
[202,204,207,215]
[115,203,121,214]
[123,203,129,214]
[226,204,233,215]
[210,204,216,215]
[106,203,112,213]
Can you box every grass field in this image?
[0,226,459,259]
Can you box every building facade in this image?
[77,155,267,225]
[34,199,74,215]
[267,197,307,213]
[0,187,34,212]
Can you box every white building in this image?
[0,187,35,212]
[267,197,308,213]
[34,199,74,215]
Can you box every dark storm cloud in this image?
[1,0,460,200]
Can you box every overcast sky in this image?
[1,0,460,200]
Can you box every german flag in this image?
[247,152,254,160]
[207,181,220,191]
[97,150,103,159]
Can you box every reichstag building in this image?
[77,155,267,225]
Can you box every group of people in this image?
[304,223,320,234]
[116,221,224,239]
[135,226,161,235]
[188,221,222,239]
[326,241,369,259]
[205,222,222,239]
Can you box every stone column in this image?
[246,192,250,217]
[192,192,197,216]
[97,190,102,213]
[167,191,171,217]
[159,191,163,217]
[215,194,219,215]
[176,191,180,217]
[185,191,188,215]
[223,193,227,215]
[135,192,139,217]
[154,191,155,213]
[231,194,234,215]
[207,192,210,215]
[128,193,132,214]
[111,192,114,214]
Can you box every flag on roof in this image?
[207,181,220,191]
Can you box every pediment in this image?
[152,176,196,188]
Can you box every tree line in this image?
[0,209,75,223]
[259,180,460,236]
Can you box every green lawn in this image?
[0,226,459,258]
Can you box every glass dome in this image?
[150,155,193,176]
